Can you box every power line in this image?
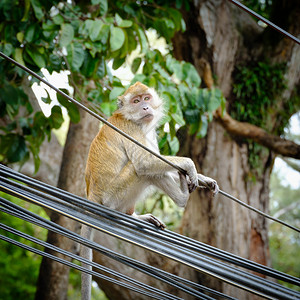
[0,164,298,285]
[228,0,300,45]
[0,167,299,299]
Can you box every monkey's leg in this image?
[80,224,94,300]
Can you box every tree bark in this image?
[172,0,300,298]
[35,109,99,300]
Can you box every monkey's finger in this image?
[149,215,166,229]
[139,213,166,229]
[212,182,220,195]
[188,182,197,193]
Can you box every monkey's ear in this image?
[117,97,123,108]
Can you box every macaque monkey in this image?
[81,82,219,300]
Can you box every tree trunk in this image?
[35,109,99,300]
[172,0,300,298]
[179,122,272,298]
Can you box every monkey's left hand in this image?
[197,174,219,195]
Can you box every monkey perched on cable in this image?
[81,82,219,299]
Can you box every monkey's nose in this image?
[143,106,149,110]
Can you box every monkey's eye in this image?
[133,99,140,104]
[144,96,150,101]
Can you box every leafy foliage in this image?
[231,61,288,173]
[0,0,224,169]
[232,61,287,133]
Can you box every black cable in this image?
[219,190,300,233]
[0,165,299,287]
[1,179,299,299]
[227,0,300,45]
[0,199,233,300]
[0,223,183,300]
[0,234,176,300]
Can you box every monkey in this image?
[81,82,219,300]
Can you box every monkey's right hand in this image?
[197,174,219,195]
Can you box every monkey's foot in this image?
[134,213,166,229]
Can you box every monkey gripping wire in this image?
[0,51,299,234]
[0,165,299,299]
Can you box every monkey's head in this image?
[117,82,164,127]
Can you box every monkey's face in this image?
[117,82,164,127]
[130,93,155,123]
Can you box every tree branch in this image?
[200,58,300,159]
[280,157,300,172]
[215,109,300,159]
[273,200,300,219]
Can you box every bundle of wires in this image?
[0,164,299,300]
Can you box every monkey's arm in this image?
[125,142,199,190]
[151,172,190,207]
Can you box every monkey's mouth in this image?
[141,114,154,121]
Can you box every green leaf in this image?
[166,57,183,81]
[22,0,31,21]
[171,111,185,127]
[110,26,125,52]
[96,58,106,78]
[184,109,199,124]
[131,57,142,74]
[2,43,13,56]
[197,115,208,138]
[207,89,222,112]
[30,144,41,173]
[41,92,51,104]
[109,87,125,101]
[5,134,28,163]
[97,24,110,46]
[30,0,44,20]
[49,105,63,129]
[167,135,179,155]
[25,24,38,42]
[183,63,201,87]
[17,32,24,43]
[112,57,125,70]
[52,14,64,25]
[115,13,133,28]
[100,102,111,115]
[81,53,98,77]
[92,0,108,15]
[57,90,80,123]
[89,19,104,42]
[137,27,148,53]
[26,46,46,69]
[60,24,74,47]
[66,43,85,71]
